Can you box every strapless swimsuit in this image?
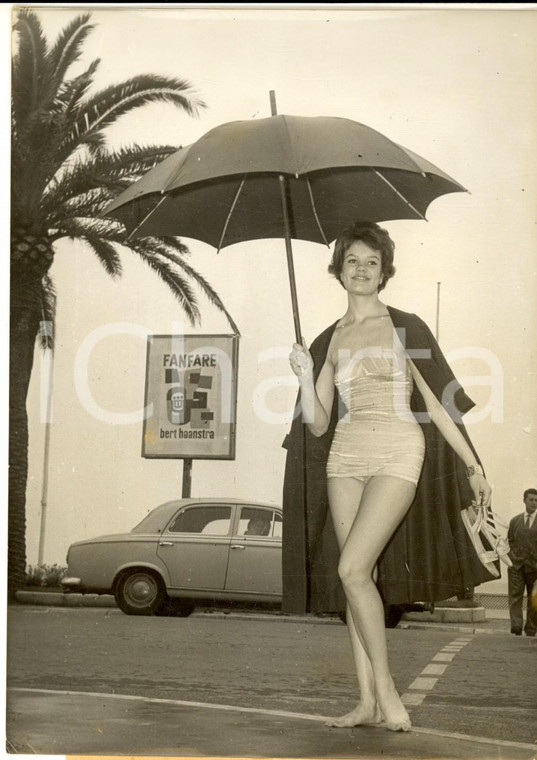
[326,344,425,485]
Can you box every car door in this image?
[224,505,282,596]
[157,503,233,590]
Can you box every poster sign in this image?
[142,334,239,459]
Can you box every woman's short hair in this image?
[328,221,396,292]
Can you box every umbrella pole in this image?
[270,92,303,345]
[271,93,308,617]
[278,175,303,345]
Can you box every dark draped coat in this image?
[282,306,498,613]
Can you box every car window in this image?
[237,507,278,538]
[168,506,232,535]
[273,512,282,538]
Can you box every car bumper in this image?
[61,577,82,591]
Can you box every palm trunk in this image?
[9,277,42,598]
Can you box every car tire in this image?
[384,605,405,629]
[337,606,406,629]
[115,569,166,616]
[337,609,347,625]
[155,598,196,618]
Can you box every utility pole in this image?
[38,321,54,566]
[435,282,441,341]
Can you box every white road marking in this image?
[402,636,473,708]
[401,692,426,706]
[432,652,456,662]
[9,687,329,723]
[8,688,536,751]
[421,663,447,676]
[408,677,438,691]
[410,724,536,750]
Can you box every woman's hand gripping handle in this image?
[289,340,314,380]
[288,340,333,437]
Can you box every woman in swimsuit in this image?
[289,221,492,732]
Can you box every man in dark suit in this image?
[508,488,537,636]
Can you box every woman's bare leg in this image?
[328,475,416,731]
[325,601,383,727]
[325,478,381,727]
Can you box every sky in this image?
[6,4,537,597]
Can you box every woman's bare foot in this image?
[325,702,382,728]
[383,718,411,733]
[376,685,411,732]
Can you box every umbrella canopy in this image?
[103,113,466,341]
[104,114,466,249]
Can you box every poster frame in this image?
[141,333,240,461]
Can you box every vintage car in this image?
[62,499,282,616]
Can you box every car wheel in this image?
[115,569,166,616]
[384,605,405,629]
[337,606,405,628]
[156,598,196,617]
[337,609,347,625]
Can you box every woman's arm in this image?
[409,360,492,507]
[289,343,335,437]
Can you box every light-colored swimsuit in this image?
[326,343,425,485]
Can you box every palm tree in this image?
[10,9,238,596]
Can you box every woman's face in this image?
[340,241,383,295]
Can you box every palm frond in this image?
[34,60,101,182]
[144,238,240,335]
[54,216,126,243]
[168,252,240,335]
[42,144,179,215]
[129,240,201,326]
[59,75,205,159]
[146,236,191,257]
[12,11,230,338]
[53,58,100,115]
[38,275,56,350]
[49,187,116,226]
[49,13,94,90]
[12,9,51,124]
[12,107,65,201]
[82,236,122,277]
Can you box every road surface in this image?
[6,606,537,757]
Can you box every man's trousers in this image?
[508,565,537,634]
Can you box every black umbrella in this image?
[104,96,466,341]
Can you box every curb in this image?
[398,620,510,636]
[402,606,486,624]
[13,592,511,634]
[15,591,116,608]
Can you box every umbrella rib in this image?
[305,177,330,247]
[217,177,246,252]
[373,170,426,220]
[125,194,168,242]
